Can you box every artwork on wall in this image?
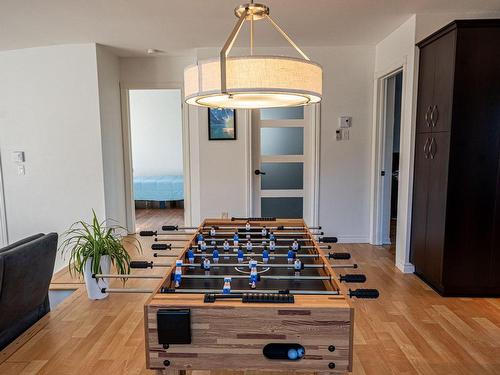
[208,108,236,140]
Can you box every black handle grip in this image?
[152,243,171,250]
[339,274,366,283]
[328,252,351,260]
[349,288,379,299]
[101,288,107,293]
[162,225,178,231]
[139,230,157,237]
[320,236,338,243]
[130,261,153,269]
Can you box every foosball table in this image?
[98,218,379,374]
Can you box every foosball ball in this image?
[98,218,379,374]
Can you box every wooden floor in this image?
[1,236,499,374]
[135,208,184,232]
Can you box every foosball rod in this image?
[151,252,350,260]
[165,244,332,250]
[92,274,164,279]
[140,231,324,237]
[101,287,379,298]
[161,225,323,231]
[153,253,358,268]
[153,237,337,243]
[177,274,331,280]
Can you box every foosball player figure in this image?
[294,258,302,277]
[187,247,195,265]
[200,240,207,253]
[287,249,296,264]
[210,240,216,247]
[262,247,269,264]
[233,232,239,247]
[223,277,231,294]
[197,233,204,245]
[269,240,276,260]
[202,257,211,275]
[269,232,276,242]
[212,247,220,264]
[249,260,258,289]
[174,260,183,287]
[209,226,216,237]
[223,239,230,259]
[246,240,253,252]
[291,239,300,251]
[261,226,268,237]
[237,247,244,263]
[245,221,251,231]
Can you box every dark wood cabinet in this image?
[411,20,500,296]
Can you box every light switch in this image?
[12,151,25,163]
[17,165,25,176]
[339,116,352,128]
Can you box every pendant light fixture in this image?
[184,1,322,109]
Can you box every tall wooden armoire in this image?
[411,20,500,296]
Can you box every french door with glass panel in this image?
[252,106,316,223]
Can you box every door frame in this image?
[370,65,405,243]
[246,104,320,226]
[0,153,8,247]
[120,82,192,233]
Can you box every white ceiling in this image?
[1,0,500,56]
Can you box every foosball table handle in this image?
[139,230,157,237]
[151,243,171,250]
[348,288,379,299]
[130,260,154,269]
[161,225,179,231]
[339,274,366,283]
[328,252,351,260]
[319,236,338,243]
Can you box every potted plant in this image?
[59,210,142,299]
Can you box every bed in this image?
[133,175,184,202]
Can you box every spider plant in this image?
[59,210,142,278]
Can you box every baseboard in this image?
[396,262,415,274]
[337,236,370,244]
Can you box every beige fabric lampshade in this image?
[184,56,322,109]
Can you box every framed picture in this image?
[208,108,236,140]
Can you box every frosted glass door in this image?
[252,106,313,220]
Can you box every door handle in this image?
[429,137,436,159]
[430,105,438,127]
[254,169,266,176]
[423,137,430,159]
[424,106,432,127]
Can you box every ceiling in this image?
[1,0,500,56]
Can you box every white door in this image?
[252,106,317,223]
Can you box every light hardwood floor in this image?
[1,236,499,374]
[135,208,184,232]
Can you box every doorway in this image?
[0,153,7,247]
[122,87,188,233]
[251,105,319,225]
[380,71,403,247]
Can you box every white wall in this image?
[0,44,106,271]
[372,16,418,273]
[129,89,183,176]
[96,44,127,228]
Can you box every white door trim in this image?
[120,82,192,233]
[370,65,404,245]
[0,153,8,246]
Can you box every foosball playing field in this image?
[99,218,379,374]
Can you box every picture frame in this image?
[208,108,237,140]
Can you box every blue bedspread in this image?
[133,175,184,201]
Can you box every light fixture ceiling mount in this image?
[184,1,323,109]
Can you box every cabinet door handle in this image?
[430,105,438,127]
[424,106,432,127]
[429,137,436,159]
[423,137,430,159]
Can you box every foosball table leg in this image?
[155,370,187,375]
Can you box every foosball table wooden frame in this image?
[142,219,358,374]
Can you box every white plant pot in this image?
[83,255,111,300]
